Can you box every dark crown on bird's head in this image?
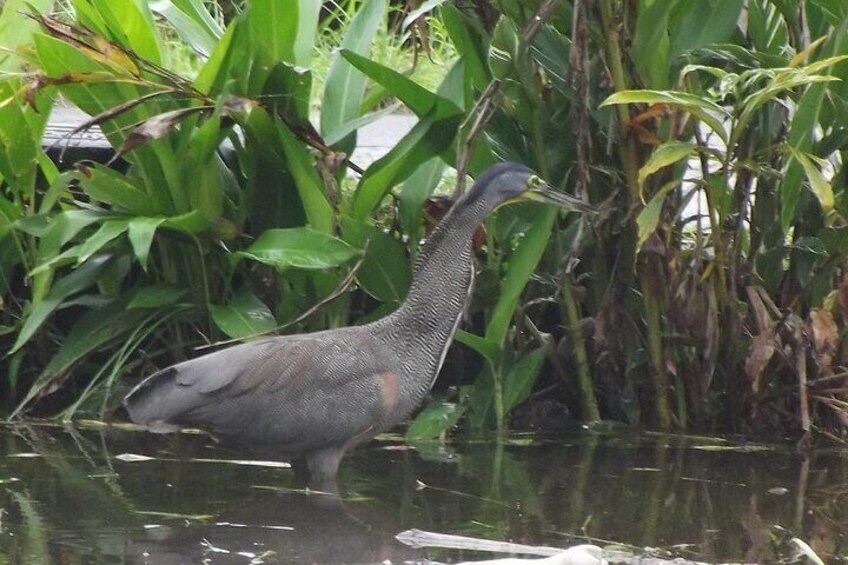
[460,162,543,210]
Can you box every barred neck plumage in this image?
[374,197,489,395]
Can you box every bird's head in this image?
[463,162,594,215]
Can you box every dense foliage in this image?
[1,0,848,441]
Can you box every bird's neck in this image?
[379,201,485,394]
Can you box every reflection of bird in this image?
[124,162,591,487]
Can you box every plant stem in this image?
[644,272,672,430]
[600,0,671,429]
[492,365,505,434]
[599,0,639,196]
[562,280,600,422]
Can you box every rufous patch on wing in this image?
[381,371,398,413]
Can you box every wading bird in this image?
[125,162,591,488]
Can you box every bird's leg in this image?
[306,447,343,494]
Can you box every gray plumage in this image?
[124,162,591,485]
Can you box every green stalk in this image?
[599,0,640,196]
[562,281,600,422]
[528,68,599,428]
[644,277,671,430]
[492,365,505,434]
[600,0,671,429]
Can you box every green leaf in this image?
[402,0,450,32]
[735,64,846,145]
[75,164,168,215]
[638,141,696,190]
[0,0,54,71]
[161,210,212,233]
[455,330,502,368]
[288,0,321,67]
[30,217,129,276]
[632,0,677,88]
[669,0,744,62]
[785,146,834,213]
[440,3,489,102]
[274,119,334,233]
[245,0,319,92]
[321,0,387,152]
[10,256,114,354]
[12,295,150,418]
[35,210,112,258]
[350,113,461,220]
[127,284,188,309]
[210,291,277,339]
[502,348,546,414]
[342,218,410,303]
[75,219,129,264]
[87,0,163,64]
[601,89,729,144]
[489,17,520,81]
[399,157,446,247]
[194,13,242,94]
[150,0,222,57]
[236,227,360,270]
[0,82,45,194]
[406,401,464,441]
[341,50,462,119]
[636,180,677,248]
[323,104,403,147]
[747,0,788,53]
[181,117,226,220]
[33,33,179,213]
[779,26,848,228]
[128,217,166,271]
[485,207,557,346]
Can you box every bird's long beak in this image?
[527,183,595,214]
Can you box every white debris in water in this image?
[215,521,294,531]
[454,545,606,565]
[189,458,290,468]
[114,453,154,462]
[200,538,230,554]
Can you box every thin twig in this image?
[519,0,562,55]
[454,79,500,196]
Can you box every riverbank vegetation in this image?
[2,0,848,442]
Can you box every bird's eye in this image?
[527,175,543,189]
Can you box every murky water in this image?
[0,422,846,564]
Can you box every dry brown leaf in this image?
[745,333,776,394]
[117,107,207,157]
[839,274,848,323]
[810,308,838,376]
[745,287,779,393]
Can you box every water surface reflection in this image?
[0,424,845,563]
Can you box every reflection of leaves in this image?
[1,427,139,564]
[9,490,50,564]
[502,348,546,414]
[407,401,464,442]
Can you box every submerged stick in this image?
[395,529,760,565]
[396,528,562,556]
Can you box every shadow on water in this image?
[0,423,846,563]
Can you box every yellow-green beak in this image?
[526,183,595,215]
